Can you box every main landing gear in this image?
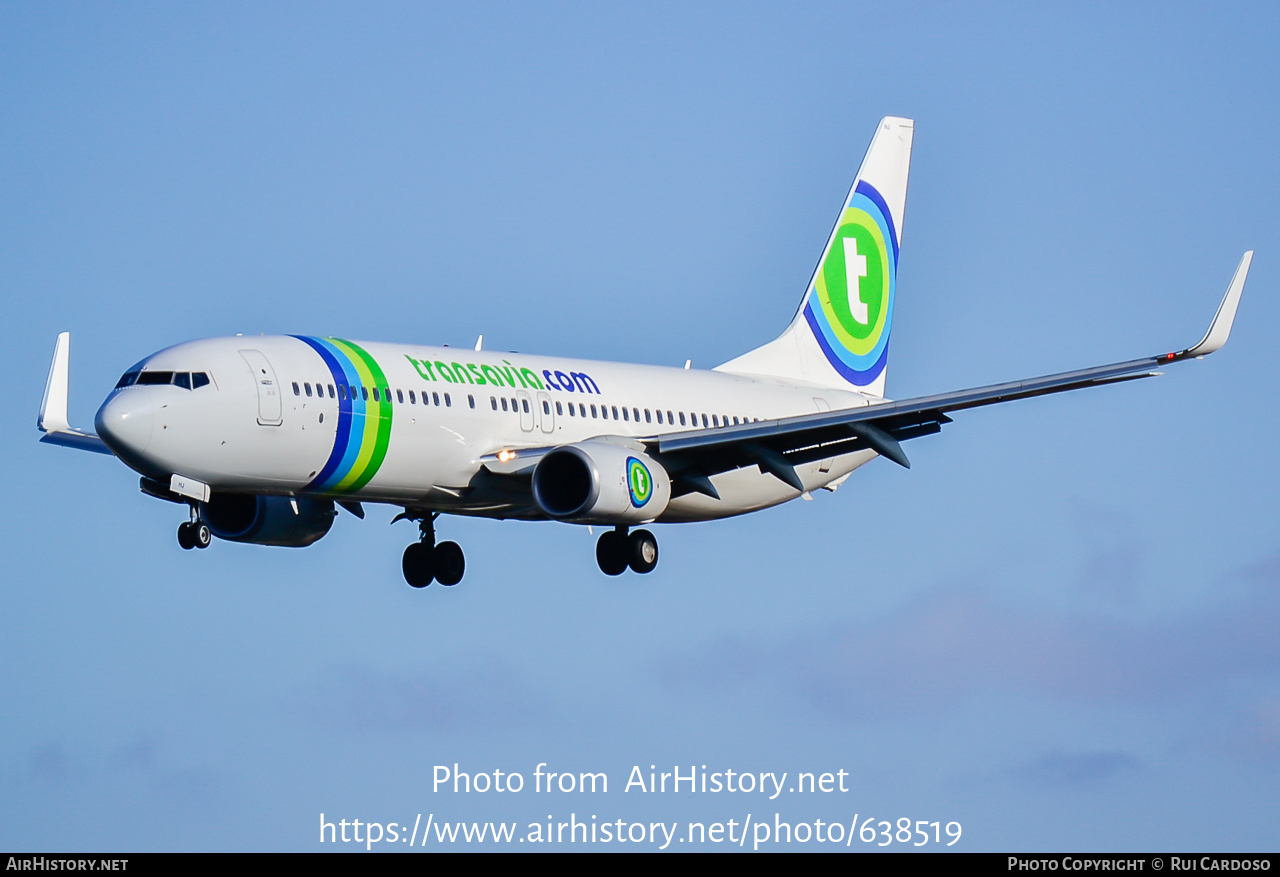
[402,513,465,588]
[596,526,658,576]
[177,506,211,550]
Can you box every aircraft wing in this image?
[646,251,1253,495]
[38,332,114,456]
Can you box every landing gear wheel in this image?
[193,522,211,549]
[177,522,195,550]
[402,542,434,588]
[596,530,628,576]
[434,541,465,586]
[627,529,658,574]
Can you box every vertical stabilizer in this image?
[716,116,913,396]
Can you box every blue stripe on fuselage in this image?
[292,335,363,492]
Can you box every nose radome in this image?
[95,389,155,456]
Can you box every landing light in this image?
[497,449,516,463]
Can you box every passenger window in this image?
[192,373,210,389]
[611,406,618,419]
[372,387,380,402]
[510,397,517,412]
[556,402,563,415]
[701,414,708,427]
[579,403,586,417]
[522,399,530,414]
[409,390,416,404]
[711,414,718,427]
[432,392,440,406]
[645,409,652,423]
[543,400,550,414]
[567,403,575,417]
[501,398,508,411]
[667,410,674,424]
[468,395,475,408]
[656,410,663,424]
[444,393,451,407]
[622,407,629,422]
[397,389,404,404]
[591,405,598,418]
[305,383,313,397]
[328,384,335,398]
[491,396,498,410]
[679,412,686,425]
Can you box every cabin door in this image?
[239,349,283,426]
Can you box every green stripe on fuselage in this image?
[330,338,393,492]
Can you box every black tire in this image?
[193,522,212,549]
[435,541,465,586]
[627,529,658,574]
[596,530,627,576]
[177,522,195,550]
[402,542,434,588]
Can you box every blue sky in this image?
[2,2,1278,851]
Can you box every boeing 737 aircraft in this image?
[37,117,1252,587]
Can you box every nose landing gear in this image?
[401,513,465,588]
[177,506,211,550]
[596,526,658,576]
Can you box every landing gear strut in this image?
[402,513,465,588]
[177,506,211,550]
[596,526,658,576]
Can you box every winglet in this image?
[37,332,113,455]
[38,332,72,433]
[1175,251,1252,360]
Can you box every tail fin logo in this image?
[803,180,898,386]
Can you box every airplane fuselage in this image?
[95,335,879,524]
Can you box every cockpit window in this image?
[119,370,211,390]
[137,371,174,385]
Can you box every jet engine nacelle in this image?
[531,441,670,524]
[200,493,335,547]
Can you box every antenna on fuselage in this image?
[475,335,483,352]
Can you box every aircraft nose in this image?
[95,389,155,456]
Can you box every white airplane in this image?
[37,117,1252,587]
